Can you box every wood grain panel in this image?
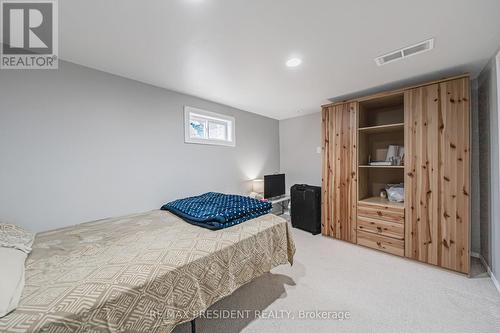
[358,204,405,224]
[357,216,404,240]
[321,106,334,238]
[322,74,469,108]
[438,78,470,274]
[405,78,470,273]
[321,103,358,243]
[404,83,440,265]
[357,230,404,256]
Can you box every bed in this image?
[0,210,295,333]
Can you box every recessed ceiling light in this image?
[286,58,302,67]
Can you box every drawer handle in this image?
[377,211,383,216]
[376,226,382,232]
[376,241,382,247]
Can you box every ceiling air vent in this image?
[375,38,434,66]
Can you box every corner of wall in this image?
[470,78,481,254]
[494,50,500,280]
[473,252,500,295]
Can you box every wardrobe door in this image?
[438,78,470,273]
[321,102,358,243]
[405,84,440,265]
[405,78,470,273]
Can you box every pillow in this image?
[0,223,35,254]
[0,223,34,318]
[0,248,27,318]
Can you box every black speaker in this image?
[290,184,321,235]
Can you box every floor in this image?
[173,219,500,333]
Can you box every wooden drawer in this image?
[357,203,404,224]
[357,230,404,257]
[357,216,404,240]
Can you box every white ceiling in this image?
[60,0,500,120]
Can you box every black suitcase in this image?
[290,184,321,235]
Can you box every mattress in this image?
[0,210,295,333]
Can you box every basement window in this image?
[184,106,235,147]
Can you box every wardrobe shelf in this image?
[358,196,404,209]
[358,165,404,169]
[358,123,405,134]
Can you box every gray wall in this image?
[477,51,499,278]
[496,52,500,280]
[0,61,280,232]
[279,112,322,192]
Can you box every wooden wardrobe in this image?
[321,75,471,274]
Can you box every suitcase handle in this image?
[293,184,308,191]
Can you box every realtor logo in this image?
[1,0,58,69]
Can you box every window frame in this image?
[184,106,236,147]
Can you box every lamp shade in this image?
[252,179,264,193]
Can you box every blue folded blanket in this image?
[161,192,272,230]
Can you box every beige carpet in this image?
[173,221,500,333]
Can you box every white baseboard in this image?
[472,251,500,294]
[492,273,500,294]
